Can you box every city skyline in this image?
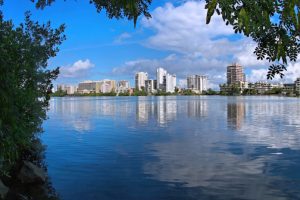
[56,63,300,95]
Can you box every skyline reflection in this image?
[45,96,300,200]
[227,102,245,130]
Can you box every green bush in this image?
[0,12,65,175]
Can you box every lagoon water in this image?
[42,96,300,200]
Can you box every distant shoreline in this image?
[51,94,300,98]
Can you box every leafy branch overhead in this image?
[205,0,300,79]
[30,0,152,26]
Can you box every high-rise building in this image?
[100,80,116,93]
[57,84,66,92]
[165,73,176,93]
[65,85,77,95]
[187,75,208,94]
[156,67,167,90]
[156,67,176,93]
[117,80,130,93]
[227,63,245,84]
[145,79,157,94]
[135,72,148,91]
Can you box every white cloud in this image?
[248,60,300,83]
[112,54,227,89]
[59,59,95,78]
[141,1,239,57]
[110,0,299,87]
[114,32,132,44]
[234,41,269,68]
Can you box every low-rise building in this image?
[283,83,295,94]
[77,81,101,94]
[295,78,300,94]
[220,81,248,94]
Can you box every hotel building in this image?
[187,75,208,94]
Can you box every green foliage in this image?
[0,12,65,175]
[181,89,196,96]
[174,87,179,94]
[52,89,67,97]
[118,91,130,96]
[242,88,257,95]
[203,88,218,95]
[155,90,173,96]
[133,89,147,96]
[224,85,241,96]
[30,0,152,26]
[205,0,300,79]
[75,91,117,96]
[264,87,283,95]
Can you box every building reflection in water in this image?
[227,102,245,130]
[50,97,135,132]
[187,100,208,118]
[52,97,212,130]
[136,97,177,126]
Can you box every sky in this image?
[2,0,300,89]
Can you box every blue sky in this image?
[2,0,300,88]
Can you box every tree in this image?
[205,0,300,79]
[29,0,152,26]
[0,0,153,176]
[52,88,67,97]
[0,12,65,175]
[204,88,218,95]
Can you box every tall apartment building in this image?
[227,63,246,84]
[65,85,77,95]
[156,67,167,90]
[100,80,116,93]
[156,67,176,93]
[187,75,208,94]
[145,79,157,94]
[165,73,177,93]
[117,80,130,93]
[135,72,148,91]
[57,84,66,92]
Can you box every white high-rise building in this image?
[156,67,167,90]
[100,80,116,93]
[156,67,176,93]
[187,75,208,94]
[145,79,157,94]
[165,73,177,93]
[117,80,130,93]
[65,85,77,95]
[135,72,148,91]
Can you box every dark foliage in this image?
[0,12,65,175]
[30,0,152,26]
[205,0,300,79]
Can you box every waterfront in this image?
[42,96,300,200]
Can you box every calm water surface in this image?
[42,96,300,200]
